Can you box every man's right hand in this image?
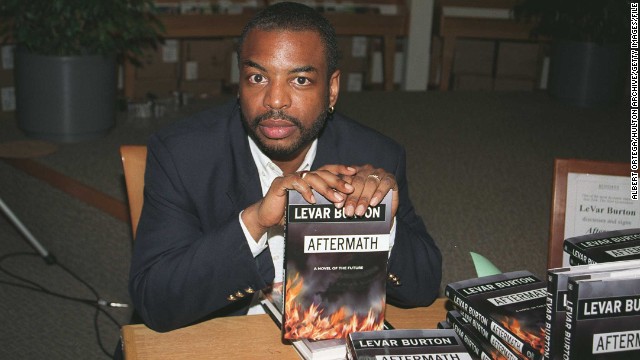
[241,165,356,241]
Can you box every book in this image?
[261,297,394,360]
[563,269,640,359]
[444,271,546,360]
[282,190,392,340]
[563,228,640,265]
[346,329,474,360]
[438,320,453,329]
[261,297,346,360]
[455,308,530,360]
[447,309,523,360]
[545,259,640,360]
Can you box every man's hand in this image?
[241,165,356,241]
[340,164,399,219]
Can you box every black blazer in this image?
[129,100,442,332]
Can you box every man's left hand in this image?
[339,164,399,218]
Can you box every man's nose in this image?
[263,80,291,110]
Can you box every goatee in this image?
[241,107,329,161]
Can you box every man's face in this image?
[238,29,339,161]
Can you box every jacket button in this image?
[227,294,237,301]
[235,291,245,298]
[245,287,255,294]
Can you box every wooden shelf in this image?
[123,11,408,98]
[433,0,540,91]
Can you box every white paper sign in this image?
[563,173,640,265]
[162,40,179,63]
[1,45,14,70]
[184,61,198,80]
[1,87,15,111]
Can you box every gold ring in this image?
[298,171,310,179]
[367,174,381,182]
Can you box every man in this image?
[129,2,442,333]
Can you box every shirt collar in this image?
[248,136,318,178]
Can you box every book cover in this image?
[282,190,392,340]
[261,298,395,360]
[261,298,346,360]
[444,271,546,360]
[563,270,640,359]
[563,228,640,265]
[438,320,453,329]
[447,309,524,360]
[347,329,473,360]
[545,259,640,360]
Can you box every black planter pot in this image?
[548,40,625,108]
[15,49,116,142]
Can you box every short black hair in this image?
[236,1,339,76]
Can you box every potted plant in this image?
[514,0,628,107]
[0,0,164,142]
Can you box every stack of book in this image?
[346,329,473,360]
[546,259,640,359]
[443,270,547,360]
[552,229,640,359]
[443,228,640,360]
[563,228,640,265]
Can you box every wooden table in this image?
[121,298,450,359]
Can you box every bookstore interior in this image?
[1,0,551,120]
[1,1,635,359]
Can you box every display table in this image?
[121,298,450,359]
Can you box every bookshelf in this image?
[123,2,408,98]
[433,0,538,91]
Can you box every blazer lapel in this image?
[313,117,340,170]
[226,104,263,210]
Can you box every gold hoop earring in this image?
[328,106,334,114]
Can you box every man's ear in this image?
[329,69,340,108]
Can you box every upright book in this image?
[283,190,392,340]
[260,298,349,360]
[347,329,473,360]
[261,297,395,360]
[563,270,640,359]
[545,259,640,360]
[445,271,546,360]
[563,228,640,265]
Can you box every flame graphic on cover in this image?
[498,315,545,352]
[283,273,385,340]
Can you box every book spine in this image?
[568,254,587,266]
[447,312,497,360]
[543,274,553,360]
[561,282,578,360]
[445,286,542,360]
[563,241,597,265]
[456,308,526,360]
[488,333,521,360]
[346,337,356,360]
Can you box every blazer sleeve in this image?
[385,148,442,307]
[128,135,274,332]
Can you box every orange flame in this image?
[499,316,545,353]
[283,273,385,340]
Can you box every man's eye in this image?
[249,74,265,84]
[294,77,310,85]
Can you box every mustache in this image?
[252,109,302,128]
